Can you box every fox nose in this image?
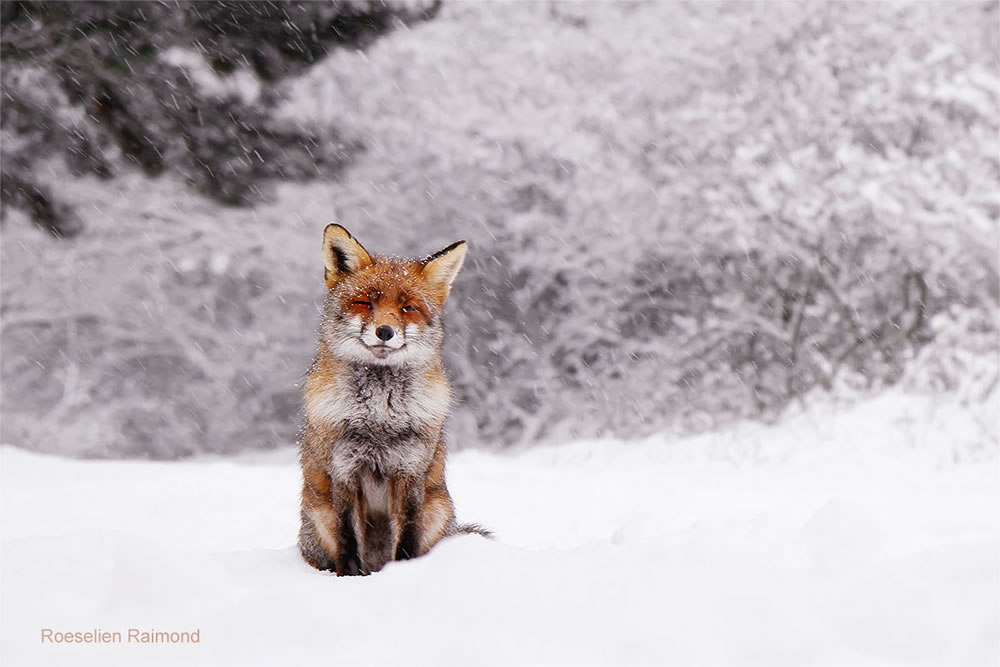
[375,325,395,342]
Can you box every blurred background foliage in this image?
[1,1,997,457]
[1,0,437,233]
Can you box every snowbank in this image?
[1,395,997,666]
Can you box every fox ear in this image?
[421,240,467,301]
[323,224,373,287]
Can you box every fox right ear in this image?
[323,224,373,288]
[421,240,467,303]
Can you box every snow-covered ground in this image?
[1,393,998,667]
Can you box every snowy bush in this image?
[0,1,996,457]
[285,1,997,446]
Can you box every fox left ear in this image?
[323,223,373,288]
[421,240,467,301]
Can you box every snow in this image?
[2,393,998,666]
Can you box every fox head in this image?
[319,224,467,367]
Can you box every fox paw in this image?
[336,555,363,577]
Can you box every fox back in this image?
[298,224,484,575]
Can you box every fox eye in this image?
[352,301,372,308]
[401,305,419,313]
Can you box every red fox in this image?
[299,224,487,575]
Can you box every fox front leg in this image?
[394,480,425,561]
[299,463,339,572]
[333,483,363,576]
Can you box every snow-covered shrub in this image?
[283,1,997,446]
[905,307,998,399]
[1,1,996,456]
[902,305,999,446]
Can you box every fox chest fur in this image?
[305,362,452,482]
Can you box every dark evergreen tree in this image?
[0,0,441,236]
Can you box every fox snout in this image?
[358,313,406,349]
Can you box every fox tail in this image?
[453,522,493,539]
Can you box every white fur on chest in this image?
[307,369,451,481]
[306,372,450,430]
